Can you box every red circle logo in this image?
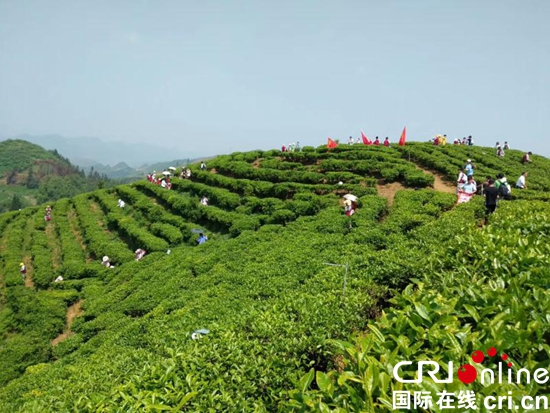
[472,350,484,363]
[457,364,477,384]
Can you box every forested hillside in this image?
[0,140,112,212]
[0,142,548,412]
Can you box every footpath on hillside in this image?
[375,164,456,206]
[417,166,456,194]
[51,300,84,347]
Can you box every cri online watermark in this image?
[391,347,549,411]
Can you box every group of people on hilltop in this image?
[495,141,510,157]
[456,156,532,219]
[147,171,172,189]
[282,142,301,152]
[347,136,391,146]
[433,135,447,145]
[146,165,204,189]
[431,135,474,145]
[453,136,474,146]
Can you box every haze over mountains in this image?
[0,134,194,167]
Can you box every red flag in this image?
[398,127,407,146]
[327,138,338,149]
[361,130,372,145]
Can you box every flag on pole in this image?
[361,130,372,145]
[398,127,407,146]
[327,138,338,149]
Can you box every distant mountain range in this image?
[0,134,204,179]
[1,134,191,167]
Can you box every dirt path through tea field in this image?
[375,181,408,206]
[51,300,84,346]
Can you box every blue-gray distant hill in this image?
[2,134,191,168]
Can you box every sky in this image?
[0,0,549,157]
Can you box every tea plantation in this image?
[0,143,548,412]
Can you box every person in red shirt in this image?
[373,137,380,145]
[383,137,390,147]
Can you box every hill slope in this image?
[0,143,548,412]
[0,140,112,212]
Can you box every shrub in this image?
[150,223,184,245]
[403,170,434,187]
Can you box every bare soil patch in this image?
[413,165,456,194]
[376,181,408,206]
[52,300,84,346]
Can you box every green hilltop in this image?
[0,140,113,212]
[0,142,548,412]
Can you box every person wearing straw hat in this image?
[19,262,26,280]
[135,249,146,261]
[101,256,111,268]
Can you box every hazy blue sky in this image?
[1,0,548,157]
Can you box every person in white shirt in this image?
[516,172,528,189]
[200,196,209,206]
[457,168,468,193]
